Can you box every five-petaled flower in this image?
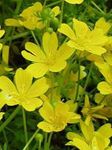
[37,101,80,132]
[22,32,74,78]
[0,68,49,111]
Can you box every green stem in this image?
[3,130,8,145]
[47,132,53,150]
[23,129,40,150]
[91,1,105,14]
[14,0,23,15]
[44,133,48,150]
[0,106,21,133]
[84,63,93,91]
[22,108,28,150]
[47,1,61,7]
[60,0,64,24]
[31,31,39,45]
[43,0,47,7]
[74,59,81,102]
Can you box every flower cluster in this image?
[0,0,112,149]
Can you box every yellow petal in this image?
[80,120,94,142]
[51,6,60,16]
[43,32,58,56]
[66,138,90,150]
[26,63,48,78]
[67,40,84,50]
[57,44,74,60]
[0,43,3,51]
[37,121,54,132]
[22,98,43,111]
[27,77,49,97]
[14,68,32,94]
[39,102,54,122]
[95,17,111,34]
[49,59,66,72]
[97,81,112,95]
[0,30,5,38]
[0,76,17,95]
[85,45,106,55]
[73,18,89,38]
[65,0,84,4]
[58,24,76,40]
[98,123,112,139]
[24,42,45,62]
[0,112,5,120]
[5,18,21,27]
[2,45,9,64]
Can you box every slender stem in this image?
[43,0,47,7]
[22,108,28,150]
[14,0,23,15]
[44,133,48,150]
[23,129,40,150]
[38,141,42,150]
[74,59,81,102]
[91,1,105,14]
[3,130,8,145]
[84,63,93,91]
[60,0,64,24]
[31,31,39,45]
[0,106,21,133]
[47,132,53,150]
[47,1,61,7]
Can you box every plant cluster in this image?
[0,0,112,149]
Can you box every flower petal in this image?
[73,18,89,38]
[24,42,45,61]
[65,0,84,4]
[97,81,112,95]
[0,30,5,38]
[22,98,43,111]
[43,32,58,56]
[39,102,54,122]
[58,24,76,40]
[14,68,32,94]
[0,76,17,95]
[26,63,48,78]
[49,60,66,72]
[57,44,74,60]
[27,77,49,97]
[38,121,54,132]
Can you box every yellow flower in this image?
[0,68,49,111]
[94,17,111,35]
[65,0,84,4]
[0,30,5,50]
[22,32,74,78]
[96,62,112,95]
[0,112,4,120]
[81,95,108,123]
[0,45,12,76]
[58,18,108,55]
[5,2,60,30]
[37,101,80,132]
[66,120,112,150]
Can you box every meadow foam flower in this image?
[96,62,112,95]
[65,0,84,4]
[5,2,60,30]
[58,18,108,55]
[0,30,5,50]
[22,32,74,78]
[37,101,80,132]
[0,68,49,111]
[66,120,112,150]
